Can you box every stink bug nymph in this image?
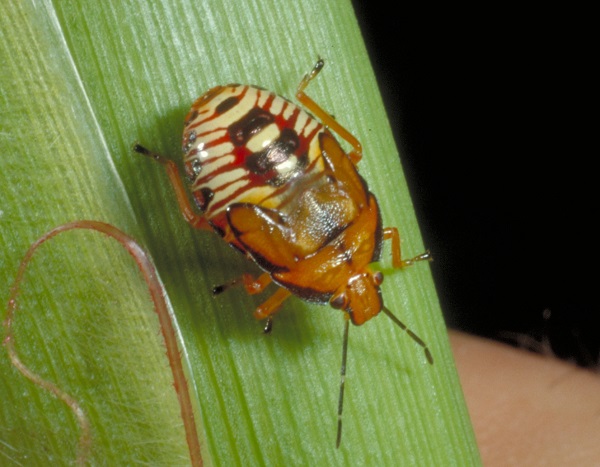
[134,59,432,447]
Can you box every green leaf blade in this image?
[2,0,480,465]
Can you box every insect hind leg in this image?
[296,59,363,165]
[133,143,210,230]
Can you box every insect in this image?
[134,59,432,446]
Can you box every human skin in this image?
[450,331,600,466]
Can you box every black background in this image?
[351,3,597,366]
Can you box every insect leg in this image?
[253,287,292,320]
[213,272,272,296]
[296,59,363,165]
[134,144,210,230]
[383,227,432,269]
[212,272,279,333]
[213,273,278,333]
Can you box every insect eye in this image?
[373,271,384,286]
[330,292,348,310]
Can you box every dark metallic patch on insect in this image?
[280,150,309,183]
[184,109,199,126]
[245,128,306,187]
[194,187,214,212]
[182,130,197,153]
[191,159,202,177]
[228,107,275,147]
[216,96,241,115]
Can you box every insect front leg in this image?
[253,287,292,321]
[134,144,210,230]
[213,272,273,296]
[296,59,363,165]
[213,272,290,332]
[383,227,432,268]
[215,272,292,318]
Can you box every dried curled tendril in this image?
[2,221,202,466]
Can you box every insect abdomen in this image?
[182,85,327,232]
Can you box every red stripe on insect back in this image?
[208,178,254,214]
[262,90,276,111]
[200,131,232,151]
[193,163,230,187]
[196,136,252,181]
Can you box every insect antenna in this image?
[382,306,433,364]
[336,318,350,448]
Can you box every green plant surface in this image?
[1,0,481,465]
